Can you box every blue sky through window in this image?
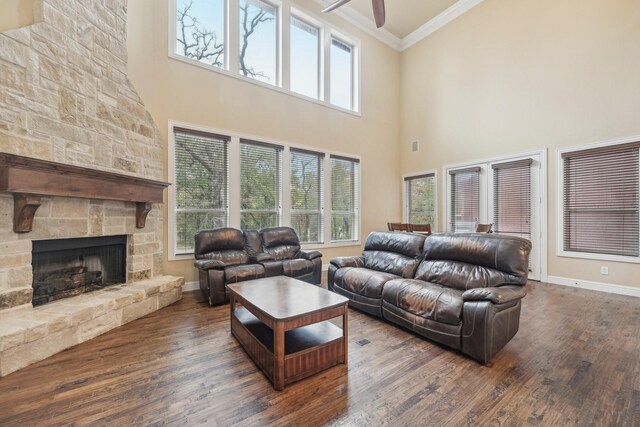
[240,0,277,84]
[176,0,225,68]
[330,39,353,110]
[290,17,320,99]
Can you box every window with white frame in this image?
[176,0,226,68]
[239,0,278,84]
[331,155,359,242]
[240,140,282,229]
[405,173,436,225]
[561,141,639,258]
[173,128,229,254]
[290,16,320,99]
[170,125,361,256]
[290,149,324,244]
[330,38,354,110]
[171,0,359,112]
[449,167,480,233]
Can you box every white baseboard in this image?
[183,281,199,292]
[547,275,640,298]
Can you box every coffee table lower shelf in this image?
[231,307,346,389]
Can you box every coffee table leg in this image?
[343,305,348,364]
[274,320,285,390]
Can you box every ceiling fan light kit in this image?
[322,0,386,28]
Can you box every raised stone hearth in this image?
[0,0,184,377]
[0,275,184,377]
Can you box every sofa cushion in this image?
[224,264,264,283]
[382,279,464,326]
[260,226,301,260]
[362,231,426,278]
[418,234,531,289]
[282,259,313,277]
[334,267,400,299]
[195,228,246,255]
[199,250,249,267]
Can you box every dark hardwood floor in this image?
[0,282,639,426]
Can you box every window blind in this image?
[449,167,480,233]
[290,149,324,244]
[240,139,283,229]
[331,155,359,241]
[405,173,436,225]
[174,128,229,253]
[562,142,640,257]
[492,159,532,241]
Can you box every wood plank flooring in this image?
[0,282,639,426]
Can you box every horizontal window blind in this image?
[449,167,480,233]
[405,173,436,225]
[240,139,283,230]
[290,149,324,244]
[492,159,532,239]
[174,129,229,253]
[331,155,359,241]
[563,142,640,257]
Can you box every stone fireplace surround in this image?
[0,0,185,376]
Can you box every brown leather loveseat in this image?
[195,226,322,306]
[328,231,531,363]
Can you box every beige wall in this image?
[400,0,640,287]
[127,0,402,283]
[0,0,43,32]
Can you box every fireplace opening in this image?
[32,235,127,306]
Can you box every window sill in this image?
[168,53,361,117]
[557,250,640,265]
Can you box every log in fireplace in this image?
[32,236,127,306]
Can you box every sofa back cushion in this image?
[260,226,301,260]
[362,231,426,278]
[415,233,531,291]
[194,228,250,266]
[243,229,262,257]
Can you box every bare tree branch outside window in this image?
[176,0,275,80]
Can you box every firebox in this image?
[31,235,127,306]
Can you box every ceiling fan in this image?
[322,0,386,28]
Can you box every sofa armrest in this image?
[330,256,365,269]
[194,259,226,270]
[250,252,274,263]
[462,285,526,305]
[298,250,322,260]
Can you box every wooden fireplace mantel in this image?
[0,153,170,233]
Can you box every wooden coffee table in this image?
[227,276,349,390]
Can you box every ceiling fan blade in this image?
[322,0,352,13]
[372,0,385,28]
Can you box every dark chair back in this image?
[387,222,410,231]
[476,223,493,233]
[408,223,431,235]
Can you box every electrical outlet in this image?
[411,141,419,152]
[600,266,609,275]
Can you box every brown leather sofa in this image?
[328,232,531,363]
[195,226,322,306]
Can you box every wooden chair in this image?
[476,223,493,233]
[408,223,431,236]
[387,222,410,232]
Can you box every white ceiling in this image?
[346,0,460,39]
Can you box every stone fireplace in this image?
[0,0,184,377]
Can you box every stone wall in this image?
[0,0,166,310]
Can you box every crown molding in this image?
[401,0,485,51]
[313,0,402,50]
[314,0,485,52]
